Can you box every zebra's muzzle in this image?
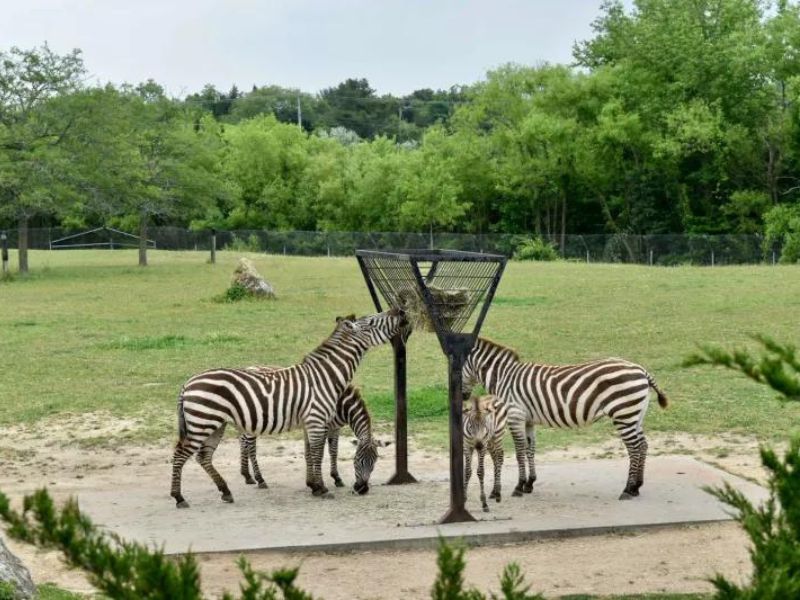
[353,482,369,495]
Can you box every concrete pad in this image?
[77,456,767,556]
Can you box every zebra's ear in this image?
[336,314,356,323]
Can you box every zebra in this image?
[170,308,408,508]
[462,337,669,500]
[463,394,509,512]
[238,380,379,494]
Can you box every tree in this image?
[0,44,84,273]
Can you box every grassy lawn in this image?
[2,249,799,448]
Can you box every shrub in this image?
[512,237,559,261]
[226,233,262,253]
[685,335,800,597]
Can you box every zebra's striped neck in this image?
[301,331,368,389]
[473,338,521,395]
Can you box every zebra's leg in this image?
[306,426,330,497]
[304,429,314,489]
[508,419,528,497]
[246,436,268,489]
[171,441,197,509]
[488,441,503,502]
[196,424,234,503]
[240,434,256,485]
[477,446,489,512]
[613,416,647,500]
[523,422,537,493]
[328,428,345,487]
[464,446,473,496]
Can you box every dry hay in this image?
[395,285,469,332]
[231,257,276,299]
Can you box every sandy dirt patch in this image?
[0,415,764,598]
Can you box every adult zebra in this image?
[462,338,668,500]
[239,383,381,494]
[170,308,408,508]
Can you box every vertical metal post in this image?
[586,250,590,264]
[772,251,776,266]
[440,340,476,524]
[1,232,8,276]
[711,250,715,267]
[387,334,417,485]
[649,249,654,266]
[210,228,217,264]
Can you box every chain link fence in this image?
[2,227,785,266]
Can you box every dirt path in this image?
[0,415,763,598]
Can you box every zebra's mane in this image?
[301,321,357,364]
[477,336,520,362]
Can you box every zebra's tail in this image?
[645,372,669,408]
[177,388,188,443]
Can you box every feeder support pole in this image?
[387,334,417,484]
[439,333,477,524]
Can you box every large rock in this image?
[0,537,35,600]
[233,258,276,299]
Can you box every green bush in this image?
[0,582,16,600]
[685,335,800,597]
[512,237,559,261]
[226,233,262,253]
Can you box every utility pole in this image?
[297,95,302,129]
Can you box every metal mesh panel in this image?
[357,250,505,337]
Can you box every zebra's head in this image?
[338,308,409,348]
[352,437,389,495]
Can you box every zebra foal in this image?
[170,308,408,508]
[463,394,509,512]
[462,337,668,500]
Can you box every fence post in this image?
[649,249,654,266]
[711,250,715,267]
[210,228,216,264]
[1,232,8,276]
[772,251,776,266]
[586,250,590,264]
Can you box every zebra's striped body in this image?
[462,337,668,499]
[463,394,508,512]
[170,309,407,508]
[239,382,377,493]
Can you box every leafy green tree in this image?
[0,44,84,273]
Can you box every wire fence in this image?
[2,227,786,266]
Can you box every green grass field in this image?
[2,250,799,448]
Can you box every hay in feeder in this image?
[395,285,469,332]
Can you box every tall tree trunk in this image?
[138,210,148,267]
[535,207,541,236]
[18,215,29,274]
[560,193,567,255]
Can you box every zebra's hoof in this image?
[512,489,523,497]
[243,476,256,485]
[257,481,268,489]
[618,491,638,500]
[176,500,190,509]
[522,483,533,494]
[221,493,234,503]
[333,478,345,488]
[494,494,502,503]
[482,505,490,513]
[312,486,329,497]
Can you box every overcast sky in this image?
[2,1,630,97]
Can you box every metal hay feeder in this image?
[356,249,506,523]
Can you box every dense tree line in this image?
[3,0,800,270]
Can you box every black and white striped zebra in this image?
[239,382,380,494]
[463,394,509,512]
[170,308,407,508]
[462,337,669,500]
